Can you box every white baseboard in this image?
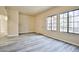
[7,34,19,37]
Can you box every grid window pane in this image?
[64,28,67,32]
[63,18,67,23]
[69,23,73,27]
[69,27,73,33]
[60,13,67,32]
[60,24,63,27]
[53,16,57,19]
[74,22,79,28]
[74,16,79,22]
[52,15,57,30]
[69,17,73,23]
[60,9,79,34]
[47,17,51,23]
[48,23,52,26]
[47,17,52,30]
[74,28,79,33]
[63,23,67,28]
[64,13,67,17]
[47,26,51,30]
[73,10,79,34]
[60,27,64,32]
[69,11,74,33]
[60,14,64,19]
[60,18,64,22]
[74,10,79,16]
[47,9,79,34]
[46,16,57,31]
[69,11,74,17]
[69,10,79,34]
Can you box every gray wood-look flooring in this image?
[0,33,79,52]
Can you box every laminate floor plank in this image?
[0,33,79,52]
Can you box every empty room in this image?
[0,6,79,52]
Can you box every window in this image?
[60,9,79,34]
[51,16,57,30]
[60,13,68,32]
[46,17,52,30]
[46,15,57,31]
[69,10,79,34]
[46,9,79,34]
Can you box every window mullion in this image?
[51,16,52,31]
[67,12,69,33]
[73,12,74,33]
[63,15,64,32]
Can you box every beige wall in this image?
[0,7,7,15]
[29,16,35,32]
[7,9,35,36]
[7,9,19,36]
[19,13,35,33]
[0,16,8,35]
[0,7,8,37]
[35,6,79,46]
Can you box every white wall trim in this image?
[7,34,19,37]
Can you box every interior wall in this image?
[0,7,7,15]
[29,16,35,32]
[0,6,8,38]
[19,13,35,33]
[7,9,35,36]
[35,6,79,46]
[7,9,19,36]
[0,16,8,35]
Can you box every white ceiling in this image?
[6,6,55,15]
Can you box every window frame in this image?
[46,15,57,31]
[68,9,79,34]
[51,15,57,31]
[59,8,79,35]
[60,12,68,33]
[46,16,52,30]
